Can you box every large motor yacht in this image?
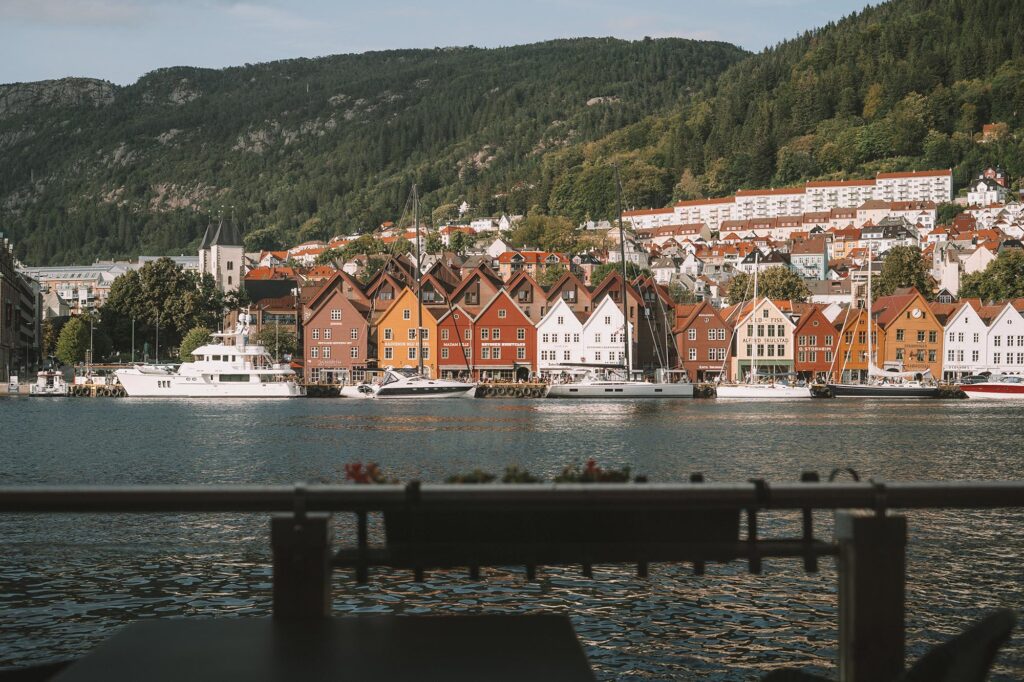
[116,320,302,398]
[343,367,476,399]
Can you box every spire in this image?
[198,221,213,250]
[210,216,243,247]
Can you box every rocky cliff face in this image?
[0,78,117,119]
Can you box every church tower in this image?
[199,217,244,292]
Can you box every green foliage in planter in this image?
[444,469,496,484]
[501,466,541,483]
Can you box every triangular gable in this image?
[449,264,504,302]
[475,288,531,324]
[537,297,585,330]
[734,297,795,329]
[590,270,644,307]
[436,303,477,326]
[543,270,589,302]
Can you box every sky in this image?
[0,0,872,86]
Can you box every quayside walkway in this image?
[2,479,1023,681]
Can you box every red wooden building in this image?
[793,304,839,382]
[471,289,536,381]
[673,300,733,382]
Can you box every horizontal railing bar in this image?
[0,481,1022,513]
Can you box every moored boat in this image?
[115,323,302,398]
[343,367,476,399]
[545,368,693,398]
[28,370,68,396]
[960,375,1024,399]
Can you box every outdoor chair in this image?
[763,608,1017,682]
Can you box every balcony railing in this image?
[2,480,1023,682]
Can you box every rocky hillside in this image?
[0,38,747,264]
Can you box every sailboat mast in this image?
[613,165,630,373]
[866,249,872,379]
[413,185,425,376]
[751,251,759,383]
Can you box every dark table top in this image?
[52,614,595,681]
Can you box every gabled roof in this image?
[210,218,243,247]
[872,289,924,327]
[304,273,371,315]
[198,222,213,250]
[449,263,505,302]
[435,303,477,326]
[543,270,590,302]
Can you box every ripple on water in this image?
[1,399,1023,680]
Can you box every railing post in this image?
[836,510,907,682]
[271,513,333,620]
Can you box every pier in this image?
[3,479,1022,681]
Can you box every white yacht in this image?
[343,367,476,399]
[116,322,302,398]
[546,368,693,398]
[29,370,69,396]
[715,380,811,399]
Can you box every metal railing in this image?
[3,479,1024,682]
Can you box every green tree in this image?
[432,203,459,225]
[256,326,298,360]
[536,265,567,287]
[315,247,344,265]
[667,281,697,304]
[55,316,89,366]
[41,320,57,359]
[448,230,472,254]
[425,231,443,253]
[960,250,1024,301]
[727,267,810,305]
[179,326,212,360]
[103,257,225,351]
[936,203,964,224]
[873,246,932,299]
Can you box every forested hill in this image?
[0,38,747,265]
[552,0,1024,215]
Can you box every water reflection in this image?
[1,399,1022,679]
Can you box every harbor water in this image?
[1,396,1022,680]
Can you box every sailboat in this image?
[715,253,810,399]
[545,167,693,399]
[826,251,938,398]
[346,185,476,399]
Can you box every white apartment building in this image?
[623,169,954,232]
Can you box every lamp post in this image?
[155,311,160,365]
[131,317,135,364]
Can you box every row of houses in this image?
[240,256,675,384]
[0,234,42,380]
[675,289,1024,384]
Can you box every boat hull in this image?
[960,383,1024,399]
[373,384,477,399]
[546,382,693,398]
[714,384,810,399]
[116,370,302,398]
[826,383,938,398]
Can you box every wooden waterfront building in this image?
[673,300,732,382]
[471,289,536,382]
[301,274,373,384]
